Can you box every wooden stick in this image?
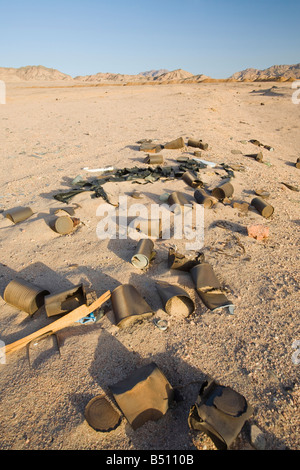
[3,290,111,356]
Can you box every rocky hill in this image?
[0,65,72,82]
[230,63,300,81]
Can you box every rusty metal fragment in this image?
[168,247,204,271]
[188,378,253,450]
[109,362,174,430]
[44,284,85,317]
[190,262,233,312]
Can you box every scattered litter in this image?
[251,197,274,218]
[245,152,263,162]
[4,291,111,356]
[50,215,80,235]
[187,138,209,150]
[190,262,234,313]
[131,239,155,269]
[153,318,168,331]
[5,206,34,224]
[168,247,204,271]
[44,284,85,317]
[144,154,164,164]
[111,284,154,328]
[164,136,185,149]
[296,158,300,169]
[249,139,274,151]
[188,377,253,450]
[83,166,115,173]
[254,189,270,199]
[139,142,162,153]
[192,157,216,168]
[109,362,174,430]
[247,224,270,240]
[71,175,84,185]
[85,394,122,432]
[281,182,299,192]
[233,202,249,213]
[194,188,217,209]
[211,182,234,201]
[3,278,50,316]
[182,170,204,188]
[155,280,195,316]
[231,149,242,155]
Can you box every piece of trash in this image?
[176,156,190,162]
[167,191,191,212]
[4,291,111,357]
[233,202,249,213]
[3,278,50,316]
[71,175,85,185]
[245,152,263,162]
[190,262,234,312]
[82,166,115,173]
[5,206,34,224]
[254,189,270,199]
[109,362,174,430]
[111,284,154,328]
[44,284,85,317]
[159,192,170,202]
[247,224,269,240]
[281,182,299,192]
[130,217,162,239]
[251,197,274,218]
[130,189,143,199]
[231,149,242,155]
[194,189,217,209]
[168,247,204,271]
[164,137,185,149]
[85,394,122,432]
[187,138,209,150]
[144,154,164,164]
[296,158,300,169]
[153,318,168,331]
[188,377,253,450]
[50,215,80,235]
[249,139,274,151]
[211,182,234,201]
[156,281,195,317]
[131,239,155,269]
[182,171,204,188]
[139,142,162,153]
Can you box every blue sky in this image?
[1,0,299,78]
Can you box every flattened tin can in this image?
[110,362,174,430]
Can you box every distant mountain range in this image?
[1,63,299,83]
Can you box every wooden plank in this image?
[3,290,111,356]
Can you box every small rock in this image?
[250,424,266,450]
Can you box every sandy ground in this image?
[0,80,299,451]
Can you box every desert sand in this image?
[0,79,299,451]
